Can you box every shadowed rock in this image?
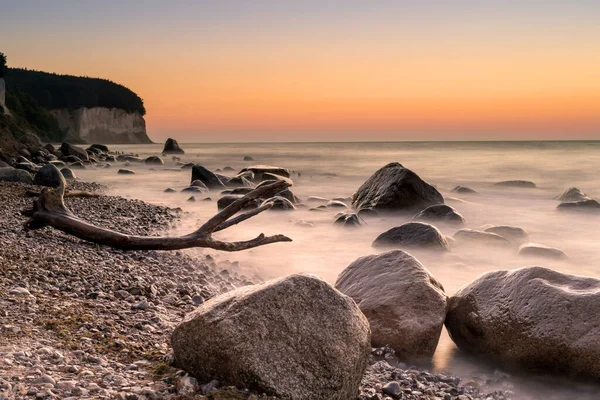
[494,180,536,188]
[34,164,66,188]
[0,167,33,184]
[191,165,226,189]
[117,169,135,175]
[334,213,363,228]
[145,156,164,165]
[373,222,449,251]
[172,274,370,400]
[445,266,600,380]
[336,250,447,360]
[353,163,443,212]
[162,138,185,154]
[60,143,88,161]
[261,196,295,211]
[239,165,290,182]
[413,204,465,225]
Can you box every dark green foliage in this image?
[5,68,145,115]
[5,91,66,142]
[0,53,6,78]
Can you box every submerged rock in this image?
[118,169,135,175]
[191,165,225,189]
[171,274,370,400]
[372,222,449,251]
[334,213,363,228]
[352,163,443,212]
[445,266,600,380]
[494,180,536,188]
[557,199,600,211]
[555,187,590,202]
[261,196,296,211]
[452,185,476,194]
[413,204,465,224]
[162,138,185,154]
[336,250,447,360]
[484,225,528,244]
[518,243,567,260]
[453,229,511,247]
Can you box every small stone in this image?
[382,381,402,397]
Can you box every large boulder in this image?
[445,266,600,380]
[191,165,225,189]
[413,204,464,225]
[60,143,89,161]
[239,165,290,182]
[372,222,449,252]
[162,138,185,154]
[352,163,443,212]
[172,274,370,400]
[335,250,447,360]
[0,167,33,184]
[33,164,67,188]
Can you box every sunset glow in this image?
[2,0,599,141]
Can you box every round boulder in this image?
[33,164,66,188]
[145,156,164,165]
[372,222,449,252]
[335,250,447,360]
[446,266,600,380]
[171,274,370,400]
[413,204,465,225]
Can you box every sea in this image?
[75,141,600,399]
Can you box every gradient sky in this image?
[1,0,599,142]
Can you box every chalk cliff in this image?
[51,107,151,144]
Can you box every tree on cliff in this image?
[0,52,6,78]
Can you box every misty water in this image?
[75,141,600,399]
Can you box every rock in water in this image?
[89,143,109,153]
[118,169,135,175]
[261,196,296,211]
[238,165,291,181]
[494,180,536,188]
[557,199,600,211]
[445,266,600,380]
[60,168,76,180]
[171,274,370,400]
[60,143,89,161]
[334,213,363,228]
[34,164,67,188]
[336,250,447,360]
[0,167,33,184]
[145,156,164,165]
[518,243,567,260]
[453,229,511,247]
[352,163,443,212]
[372,222,449,252]
[162,138,185,154]
[555,187,590,202]
[413,204,465,224]
[484,225,529,244]
[191,165,225,189]
[452,185,476,194]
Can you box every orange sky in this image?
[2,1,599,141]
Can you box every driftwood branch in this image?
[23,179,292,252]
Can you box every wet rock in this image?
[89,144,109,153]
[33,164,66,188]
[164,188,176,193]
[191,165,226,189]
[60,143,89,161]
[453,229,511,247]
[557,199,600,211]
[60,168,76,180]
[334,213,363,228]
[452,185,477,194]
[373,222,449,252]
[239,165,290,182]
[484,226,528,244]
[70,161,86,169]
[518,243,567,260]
[243,156,254,161]
[261,196,296,211]
[172,274,370,400]
[162,138,185,154]
[445,266,600,380]
[327,200,348,208]
[118,169,136,175]
[555,187,590,202]
[145,156,164,165]
[336,250,447,360]
[353,163,443,212]
[494,180,536,188]
[413,204,465,224]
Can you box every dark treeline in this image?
[5,68,146,115]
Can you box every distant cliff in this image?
[51,107,151,144]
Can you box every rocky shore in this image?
[0,180,513,400]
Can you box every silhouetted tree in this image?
[0,52,6,78]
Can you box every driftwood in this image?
[23,179,292,251]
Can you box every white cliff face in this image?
[51,107,151,144]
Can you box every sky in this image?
[1,0,600,142]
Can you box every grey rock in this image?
[60,143,89,161]
[484,225,528,244]
[145,156,164,165]
[172,274,370,400]
[162,138,185,154]
[60,168,76,180]
[373,222,449,252]
[191,165,225,189]
[518,243,567,260]
[494,180,536,188]
[118,169,135,175]
[557,199,600,211]
[453,229,511,247]
[34,164,67,188]
[413,204,465,224]
[452,185,476,194]
[0,167,33,184]
[555,187,590,202]
[334,213,363,228]
[261,196,296,211]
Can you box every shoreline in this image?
[0,180,512,400]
